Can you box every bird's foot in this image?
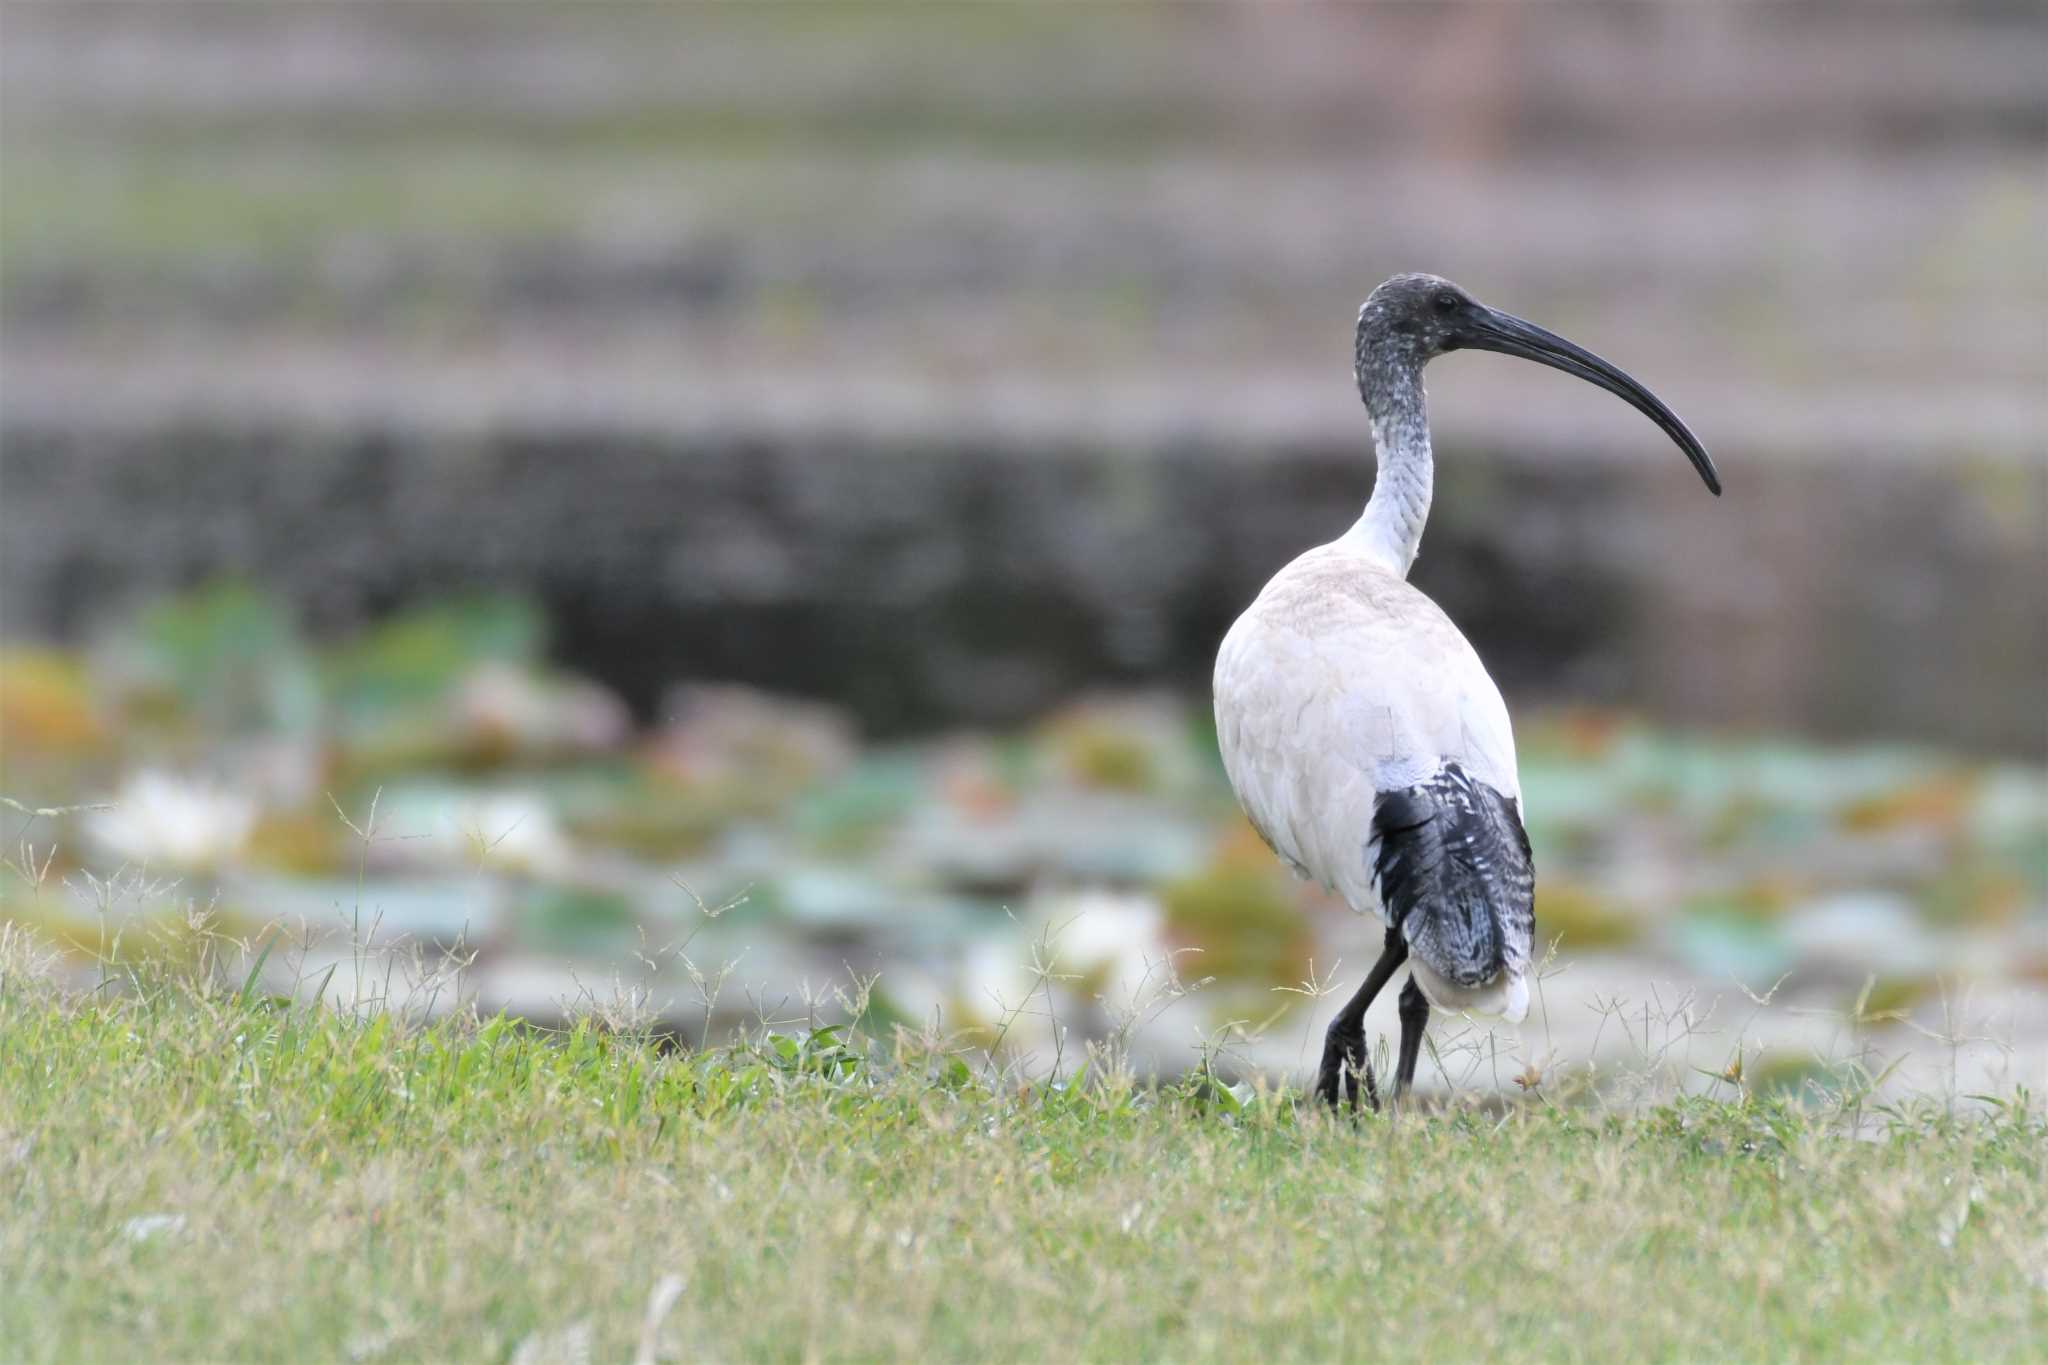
[1313,1026,1377,1112]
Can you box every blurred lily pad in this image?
[752,864,907,933]
[1749,1051,1837,1099]
[0,648,103,757]
[521,885,637,955]
[243,809,351,876]
[223,875,498,945]
[1671,909,1793,984]
[1534,880,1642,951]
[556,771,759,861]
[98,581,318,737]
[1839,773,1976,835]
[1160,844,1310,988]
[1781,892,1940,975]
[792,756,922,853]
[325,596,544,724]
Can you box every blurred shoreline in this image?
[6,418,2042,753]
[4,590,2044,1098]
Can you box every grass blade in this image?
[239,926,279,1006]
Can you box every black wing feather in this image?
[1371,763,1535,988]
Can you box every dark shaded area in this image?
[5,420,2038,753]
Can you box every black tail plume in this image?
[1371,764,1534,988]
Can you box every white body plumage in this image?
[1213,533,1531,1022]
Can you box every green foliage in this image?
[104,580,319,736]
[1057,725,1156,792]
[324,595,545,721]
[0,649,102,757]
[520,886,637,955]
[792,757,923,853]
[1533,879,1643,950]
[1851,976,1935,1021]
[1159,858,1311,987]
[556,775,755,859]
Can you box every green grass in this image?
[2,955,2043,1363]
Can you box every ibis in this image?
[1212,274,1719,1110]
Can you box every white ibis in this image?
[1213,274,1719,1109]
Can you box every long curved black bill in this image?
[1464,308,1722,495]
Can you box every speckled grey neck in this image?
[1348,305,1434,577]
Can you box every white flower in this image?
[88,771,256,872]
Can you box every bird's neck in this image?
[1346,364,1433,577]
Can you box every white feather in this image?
[1213,536,1526,1018]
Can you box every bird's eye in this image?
[1434,292,1460,313]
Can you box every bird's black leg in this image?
[1393,976,1431,1106]
[1313,927,1407,1111]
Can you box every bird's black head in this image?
[1355,272,1721,495]
[1356,273,1487,365]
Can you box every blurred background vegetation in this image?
[2,1,2042,1093]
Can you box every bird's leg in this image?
[1393,976,1431,1108]
[1313,927,1407,1111]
